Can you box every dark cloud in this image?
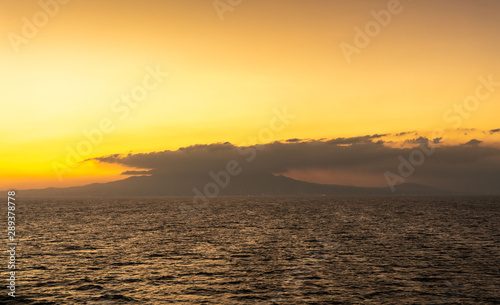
[121,170,153,175]
[286,138,301,143]
[463,139,482,146]
[93,136,500,194]
[490,128,500,134]
[404,137,429,145]
[326,134,387,145]
[394,131,415,137]
[432,137,443,144]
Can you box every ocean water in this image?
[3,196,499,304]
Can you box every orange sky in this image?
[1,0,500,189]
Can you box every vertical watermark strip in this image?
[6,191,17,298]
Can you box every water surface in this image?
[4,196,499,304]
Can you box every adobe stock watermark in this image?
[340,0,409,64]
[179,107,295,221]
[385,74,500,191]
[51,65,169,181]
[8,0,71,54]
[213,0,242,21]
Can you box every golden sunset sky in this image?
[1,0,500,189]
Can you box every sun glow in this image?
[2,0,500,189]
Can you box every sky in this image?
[1,0,500,192]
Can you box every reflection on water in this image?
[3,196,499,304]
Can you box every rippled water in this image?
[3,196,499,304]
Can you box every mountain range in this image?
[17,173,451,198]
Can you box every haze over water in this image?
[5,196,499,304]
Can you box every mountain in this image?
[17,173,451,198]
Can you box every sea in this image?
[2,196,499,304]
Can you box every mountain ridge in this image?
[14,173,453,198]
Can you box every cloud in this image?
[121,170,152,175]
[490,128,500,134]
[92,135,500,194]
[404,137,429,145]
[326,134,387,145]
[463,139,483,146]
[394,131,416,137]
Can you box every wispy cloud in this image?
[489,128,500,135]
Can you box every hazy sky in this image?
[1,0,500,190]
